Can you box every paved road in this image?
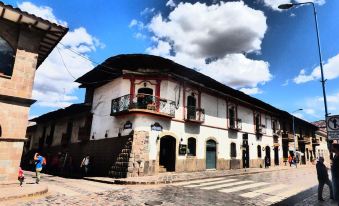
[4,167,330,206]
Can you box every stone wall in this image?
[0,19,42,182]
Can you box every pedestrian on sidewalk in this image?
[34,152,44,184]
[331,143,339,203]
[18,167,24,186]
[288,155,292,167]
[316,157,334,201]
[80,155,90,177]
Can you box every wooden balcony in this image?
[111,94,175,118]
[229,118,242,131]
[256,125,266,135]
[184,106,205,123]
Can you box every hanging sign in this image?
[179,144,187,155]
[124,121,133,130]
[151,122,163,131]
[327,115,339,140]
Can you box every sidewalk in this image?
[85,164,312,185]
[0,183,48,202]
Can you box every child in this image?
[18,167,24,186]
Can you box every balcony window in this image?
[0,36,14,77]
[187,95,196,119]
[137,88,154,109]
[187,137,196,156]
[230,142,237,158]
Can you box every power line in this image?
[56,47,77,80]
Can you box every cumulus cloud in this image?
[263,0,326,11]
[299,92,339,120]
[294,54,339,84]
[18,2,103,108]
[18,2,67,26]
[166,0,176,8]
[146,1,271,90]
[240,87,263,95]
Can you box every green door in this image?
[206,140,216,169]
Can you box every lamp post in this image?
[279,2,331,159]
[292,109,303,168]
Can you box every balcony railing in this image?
[256,125,266,134]
[184,106,205,123]
[229,118,242,130]
[111,94,175,117]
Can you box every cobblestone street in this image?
[3,166,337,206]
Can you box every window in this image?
[0,36,15,76]
[229,106,235,128]
[230,143,236,158]
[187,95,197,120]
[257,145,262,158]
[187,137,196,156]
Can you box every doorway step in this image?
[159,165,167,173]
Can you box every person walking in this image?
[288,155,292,167]
[80,155,90,177]
[316,157,334,201]
[34,153,44,184]
[332,143,339,204]
[18,167,24,186]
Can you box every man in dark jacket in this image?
[317,156,334,201]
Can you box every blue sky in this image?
[3,0,339,122]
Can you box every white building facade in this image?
[75,54,317,177]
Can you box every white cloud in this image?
[166,0,176,8]
[282,79,289,86]
[19,2,103,109]
[240,87,263,95]
[263,0,326,11]
[294,54,339,84]
[146,1,271,90]
[18,2,67,26]
[140,7,155,16]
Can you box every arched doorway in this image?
[274,147,279,165]
[265,146,271,167]
[159,136,176,172]
[206,140,217,169]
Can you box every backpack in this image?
[42,157,47,166]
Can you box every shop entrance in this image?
[206,140,217,169]
[159,136,176,172]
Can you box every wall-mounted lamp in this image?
[105,130,109,138]
[156,135,160,141]
[180,138,183,143]
[91,132,96,140]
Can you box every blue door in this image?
[206,140,216,169]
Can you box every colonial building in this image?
[26,54,318,178]
[312,120,331,163]
[0,2,67,182]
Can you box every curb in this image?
[84,167,292,185]
[0,186,48,202]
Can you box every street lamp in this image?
[292,108,303,168]
[279,2,330,158]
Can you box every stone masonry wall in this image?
[0,21,42,182]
